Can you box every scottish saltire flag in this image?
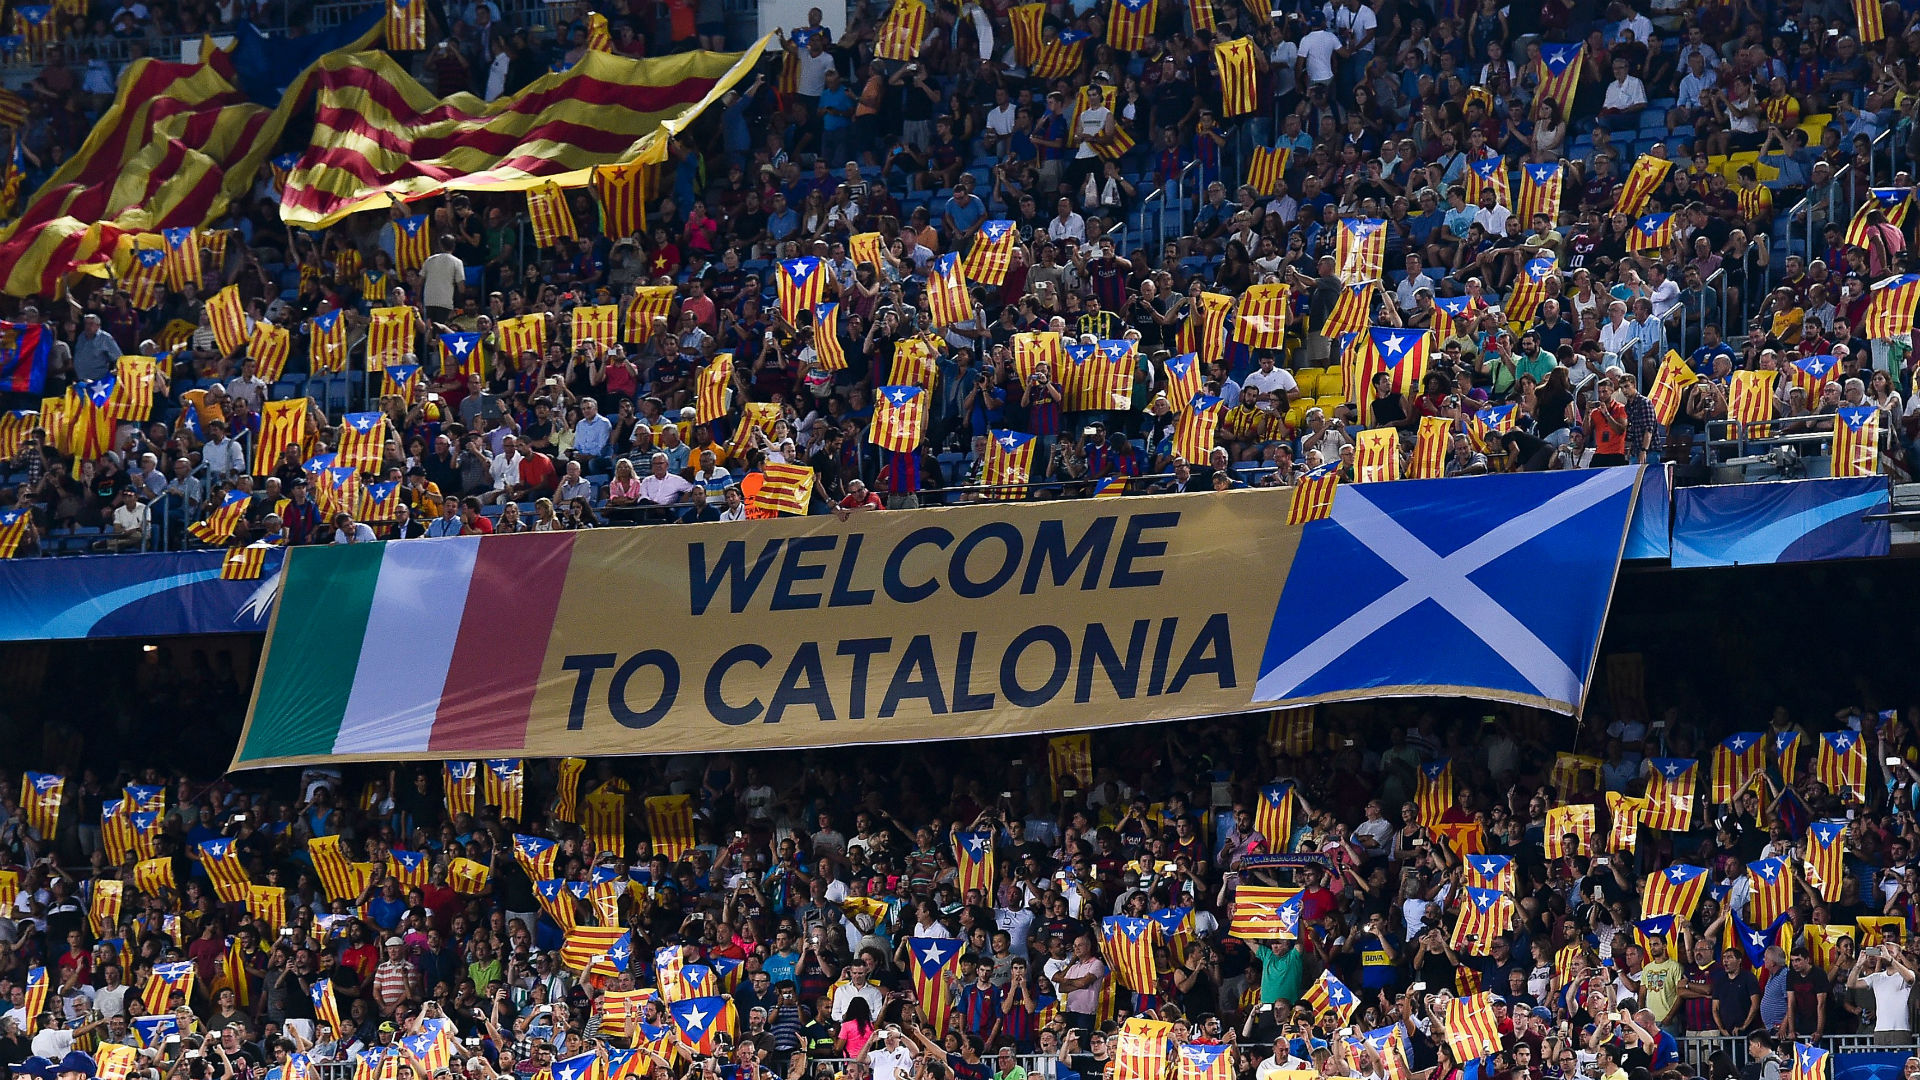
[1255,468,1642,714]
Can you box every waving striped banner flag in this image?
[961,220,1017,286]
[248,322,292,382]
[592,161,648,240]
[1107,0,1156,49]
[309,309,350,373]
[1627,211,1676,253]
[1246,147,1290,196]
[387,848,428,887]
[1792,1042,1831,1080]
[1534,42,1582,122]
[871,385,926,453]
[188,489,251,546]
[624,286,675,341]
[1855,0,1886,41]
[848,231,886,269]
[1459,854,1513,894]
[1727,369,1775,427]
[101,800,135,864]
[1805,820,1847,901]
[1173,394,1222,463]
[1159,351,1202,415]
[777,257,830,322]
[1336,218,1388,284]
[1450,886,1512,955]
[1862,274,1920,339]
[447,856,491,894]
[1150,907,1196,963]
[535,880,579,930]
[1233,283,1290,349]
[560,926,627,972]
[123,245,168,309]
[1817,730,1868,800]
[813,303,845,371]
[307,836,364,901]
[1505,257,1557,326]
[1543,803,1594,857]
[198,837,252,901]
[1787,353,1838,397]
[570,305,619,350]
[206,285,250,356]
[755,461,815,516]
[1014,331,1064,382]
[1645,351,1698,425]
[1323,281,1374,337]
[444,761,477,816]
[1286,464,1338,523]
[1176,1044,1232,1080]
[1353,327,1432,418]
[142,961,194,1016]
[1834,406,1882,478]
[1641,758,1698,831]
[1214,37,1260,116]
[1008,2,1047,63]
[1029,27,1088,79]
[88,878,122,937]
[513,834,559,879]
[1464,156,1510,208]
[1304,968,1358,1026]
[365,305,415,367]
[386,0,426,49]
[1641,863,1708,918]
[873,0,928,59]
[982,429,1037,499]
[1444,992,1502,1061]
[162,227,202,290]
[1178,290,1234,362]
[645,795,696,861]
[1846,187,1911,245]
[1101,916,1162,993]
[336,412,387,474]
[695,353,733,424]
[1616,157,1674,218]
[926,253,972,327]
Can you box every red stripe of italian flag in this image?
[241,534,575,761]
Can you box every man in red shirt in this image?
[459,496,494,535]
[511,448,559,502]
[834,479,883,520]
[1587,372,1631,467]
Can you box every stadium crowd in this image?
[0,701,1911,1080]
[1,0,1919,554]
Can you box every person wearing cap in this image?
[371,937,418,1014]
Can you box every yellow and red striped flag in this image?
[96,1043,138,1080]
[873,0,928,59]
[246,884,286,931]
[1254,782,1295,850]
[496,313,547,359]
[21,966,46,1035]
[871,384,927,453]
[1463,156,1510,208]
[1711,733,1765,802]
[567,305,618,352]
[1641,863,1708,919]
[1856,0,1886,42]
[1076,340,1136,410]
[187,489,250,545]
[1246,147,1290,196]
[1450,887,1511,956]
[1543,803,1595,857]
[1008,3,1046,63]
[196,837,252,902]
[1213,37,1260,117]
[1786,353,1839,398]
[1172,393,1223,463]
[1287,463,1338,524]
[101,801,136,864]
[1616,157,1674,218]
[1233,283,1289,350]
[1268,708,1314,754]
[848,232,886,269]
[447,857,491,894]
[1505,257,1556,326]
[585,10,612,50]
[1415,759,1452,826]
[307,836,364,901]
[1627,211,1676,253]
[483,759,524,820]
[106,354,158,421]
[1113,1017,1173,1080]
[1646,350,1698,425]
[1862,274,1920,339]
[952,830,995,896]
[1228,885,1301,939]
[512,834,558,879]
[583,788,625,856]
[13,6,55,47]
[1187,0,1216,32]
[316,982,348,1042]
[755,461,814,515]
[386,0,426,49]
[247,322,292,382]
[645,795,696,861]
[443,760,478,816]
[252,398,309,477]
[1444,992,1502,1061]
[1048,734,1091,794]
[88,878,122,937]
[1817,730,1868,800]
[335,412,388,474]
[1028,27,1089,79]
[1516,162,1564,227]
[1747,857,1793,924]
[925,253,972,327]
[390,214,431,270]
[1176,1044,1233,1080]
[1534,43,1582,122]
[1014,331,1064,382]
[1835,406,1882,477]
[1354,427,1401,483]
[1323,281,1375,336]
[982,429,1037,499]
[1408,415,1450,479]
[1846,187,1912,246]
[528,183,578,248]
[560,926,627,971]
[365,305,415,367]
[1641,758,1697,831]
[122,243,168,309]
[1806,821,1848,901]
[1101,916,1161,993]
[1303,968,1359,1026]
[1727,368,1775,428]
[623,286,675,342]
[593,161,648,240]
[961,220,1017,286]
[813,302,845,370]
[905,941,961,1038]
[161,227,202,291]
[776,256,830,322]
[1107,0,1156,50]
[1163,351,1204,414]
[553,758,586,823]
[1463,854,1515,893]
[1337,217,1389,285]
[206,285,250,356]
[1178,290,1234,363]
[309,308,350,373]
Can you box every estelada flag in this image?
[570,305,619,349]
[21,966,46,1035]
[1834,406,1882,478]
[142,962,193,1016]
[1846,187,1911,246]
[1353,427,1400,483]
[221,546,267,581]
[1791,1041,1831,1080]
[1415,759,1453,826]
[1178,291,1233,363]
[1449,886,1512,956]
[624,286,675,342]
[1100,916,1161,993]
[1817,730,1868,800]
[1747,857,1792,924]
[447,856,491,893]
[694,353,733,424]
[1641,863,1708,919]
[1463,155,1510,208]
[206,285,250,356]
[1013,330,1064,382]
[1163,351,1204,414]
[1408,415,1450,480]
[444,761,477,816]
[1176,1043,1233,1080]
[925,252,972,327]
[961,220,1017,286]
[107,354,156,420]
[1150,906,1196,963]
[1336,217,1388,285]
[387,848,428,886]
[386,0,426,49]
[187,490,250,546]
[1542,803,1594,857]
[254,398,309,476]
[873,0,928,59]
[336,412,387,473]
[776,257,830,323]
[535,880,579,930]
[870,385,925,453]
[1172,393,1222,463]
[310,309,350,373]
[906,938,961,1039]
[1254,782,1295,850]
[1627,211,1676,253]
[1443,992,1501,1062]
[390,214,431,270]
[1641,758,1698,832]
[1805,820,1847,901]
[1302,968,1358,1026]
[644,795,696,860]
[383,363,423,404]
[1246,147,1290,196]
[1786,353,1838,398]
[848,231,886,269]
[1228,885,1301,939]
[438,332,485,381]
[122,245,167,310]
[754,461,814,516]
[1113,1018,1172,1080]
[1861,274,1920,339]
[593,161,648,240]
[669,996,734,1055]
[513,834,559,879]
[1233,283,1289,350]
[1322,281,1374,336]
[1726,369,1775,427]
[1711,732,1765,802]
[496,313,547,358]
[1463,854,1515,894]
[365,305,416,367]
[1268,708,1314,754]
[1535,42,1583,122]
[1615,157,1674,218]
[1505,257,1556,326]
[249,322,292,382]
[1107,0,1155,50]
[1646,350,1698,424]
[812,302,845,371]
[1287,463,1338,524]
[982,429,1036,499]
[1516,162,1564,227]
[1213,36,1260,117]
[528,183,578,247]
[161,226,201,290]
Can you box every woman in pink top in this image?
[837,996,877,1059]
[606,458,643,507]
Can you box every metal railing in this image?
[1678,1033,1920,1072]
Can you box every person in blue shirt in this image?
[944,176,988,248]
[817,68,856,169]
[1689,322,1738,374]
[765,192,800,247]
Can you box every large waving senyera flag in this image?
[280,42,767,227]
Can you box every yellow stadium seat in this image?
[1294,371,1321,398]
[1753,160,1781,182]
[1285,404,1308,430]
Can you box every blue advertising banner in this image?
[0,549,282,641]
[1671,476,1890,568]
[1623,461,1671,560]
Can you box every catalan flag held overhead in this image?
[390,214,432,270]
[1176,1043,1233,1080]
[1641,863,1708,919]
[246,321,292,382]
[591,160,647,239]
[123,245,168,310]
[1160,351,1204,415]
[1804,820,1848,901]
[1710,732,1766,803]
[143,961,195,1016]
[1627,212,1676,253]
[1534,42,1583,122]
[1641,351,1697,426]
[1641,758,1698,832]
[1450,886,1512,956]
[365,305,416,367]
[512,834,559,879]
[961,220,1018,286]
[1107,0,1156,50]
[1113,1018,1173,1080]
[1101,916,1161,993]
[1354,326,1430,426]
[1817,730,1868,801]
[309,309,350,373]
[1727,369,1775,427]
[1846,187,1911,246]
[1353,427,1400,483]
[386,0,426,49]
[870,385,926,453]
[206,285,251,356]
[1323,281,1375,337]
[1172,393,1222,463]
[1615,157,1674,219]
[872,0,928,59]
[1336,217,1388,285]
[447,856,491,894]
[1253,782,1296,851]
[336,412,387,475]
[669,996,734,1056]
[1443,992,1502,1062]
[22,967,46,1035]
[437,332,485,381]
[643,794,695,862]
[754,461,815,516]
[811,302,846,371]
[1862,274,1920,339]
[1791,1041,1831,1080]
[527,182,578,248]
[1213,36,1260,117]
[1233,283,1290,350]
[1408,415,1451,480]
[253,398,310,477]
[386,848,428,887]
[1464,156,1510,208]
[1228,885,1301,940]
[1029,26,1088,79]
[1834,406,1882,478]
[1463,854,1516,894]
[1516,162,1564,226]
[187,489,250,546]
[771,257,827,324]
[496,313,547,358]
[583,788,625,856]
[559,926,628,973]
[924,253,973,327]
[1747,857,1792,924]
[442,760,477,817]
[382,363,423,405]
[161,227,202,291]
[1542,803,1594,857]
[221,545,267,582]
[1246,146,1291,196]
[906,937,962,1039]
[624,286,675,341]
[982,429,1037,499]
[570,304,619,350]
[1855,0,1886,42]
[1505,257,1557,326]
[692,352,733,425]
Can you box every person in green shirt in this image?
[1253,939,1305,1004]
[1513,330,1558,385]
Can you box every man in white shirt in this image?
[867,1028,915,1080]
[1598,300,1637,367]
[1472,188,1511,240]
[1396,255,1438,311]
[829,959,885,1021]
[225,358,268,409]
[199,421,248,483]
[487,434,524,505]
[1047,197,1086,244]
[1850,944,1915,1041]
[1299,14,1341,86]
[1602,57,1648,123]
[983,86,1018,154]
[419,236,465,323]
[330,513,377,544]
[1241,354,1301,413]
[638,453,695,509]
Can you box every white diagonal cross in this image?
[1255,468,1638,704]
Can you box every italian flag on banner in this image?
[244,536,574,758]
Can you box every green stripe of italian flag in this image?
[240,534,576,762]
